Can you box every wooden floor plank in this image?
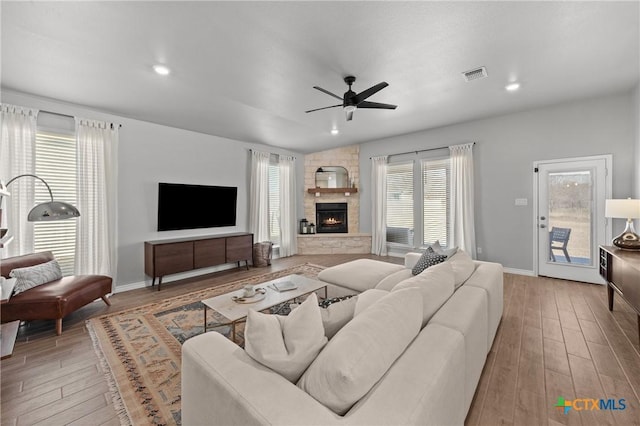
[563,328,591,360]
[544,338,571,376]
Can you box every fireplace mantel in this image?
[307,188,358,195]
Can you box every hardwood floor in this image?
[1,254,639,425]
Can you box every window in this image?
[33,130,77,275]
[268,162,280,246]
[422,158,450,247]
[386,156,451,249]
[386,162,414,245]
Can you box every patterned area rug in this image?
[87,263,325,426]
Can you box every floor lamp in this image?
[0,173,80,224]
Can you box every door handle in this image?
[540,224,547,229]
[540,216,546,220]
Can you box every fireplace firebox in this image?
[316,202,348,233]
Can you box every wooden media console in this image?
[144,232,253,290]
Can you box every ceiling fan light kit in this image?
[306,75,397,121]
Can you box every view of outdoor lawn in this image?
[547,171,592,264]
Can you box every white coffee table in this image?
[201,274,327,342]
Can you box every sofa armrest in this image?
[182,332,340,426]
[404,252,422,269]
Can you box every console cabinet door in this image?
[155,242,194,276]
[226,235,253,262]
[194,238,226,269]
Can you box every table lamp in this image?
[605,198,640,250]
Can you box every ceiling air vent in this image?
[462,67,488,82]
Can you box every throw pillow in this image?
[448,249,475,288]
[318,295,356,309]
[411,246,447,275]
[244,292,328,382]
[10,259,62,296]
[393,261,455,327]
[429,240,458,258]
[320,295,357,339]
[297,287,423,415]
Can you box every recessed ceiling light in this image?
[153,65,171,76]
[331,128,339,135]
[505,82,521,92]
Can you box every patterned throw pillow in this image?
[10,259,63,296]
[318,295,356,309]
[411,246,448,275]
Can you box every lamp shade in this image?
[605,199,640,219]
[27,201,80,222]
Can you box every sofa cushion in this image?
[10,259,63,296]
[297,287,422,415]
[320,296,357,339]
[393,261,455,327]
[375,269,412,291]
[317,259,404,293]
[411,247,448,275]
[354,289,388,316]
[245,293,328,382]
[448,250,476,288]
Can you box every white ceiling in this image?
[2,1,638,153]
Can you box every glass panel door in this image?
[536,157,610,284]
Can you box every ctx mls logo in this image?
[555,397,626,414]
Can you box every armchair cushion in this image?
[10,259,63,295]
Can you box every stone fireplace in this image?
[297,144,371,254]
[316,202,348,233]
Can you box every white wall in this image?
[1,91,304,287]
[359,91,636,272]
[634,84,640,199]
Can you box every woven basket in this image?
[252,241,273,267]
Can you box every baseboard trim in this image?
[112,262,244,294]
[503,267,536,276]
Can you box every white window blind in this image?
[34,131,77,275]
[268,163,281,245]
[422,158,450,247]
[386,162,414,245]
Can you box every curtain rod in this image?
[40,108,122,128]
[248,148,296,159]
[369,142,475,159]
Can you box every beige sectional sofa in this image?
[182,251,503,425]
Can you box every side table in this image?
[599,245,640,342]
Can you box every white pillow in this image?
[392,261,455,327]
[10,259,62,296]
[448,249,475,288]
[244,292,328,382]
[297,288,422,415]
[320,296,357,339]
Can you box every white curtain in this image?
[74,118,118,278]
[449,143,476,258]
[0,104,38,257]
[249,150,270,243]
[371,155,388,256]
[278,155,297,257]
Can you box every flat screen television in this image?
[157,182,237,231]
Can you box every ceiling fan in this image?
[305,76,397,121]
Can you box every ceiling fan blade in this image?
[305,104,342,113]
[313,86,343,101]
[357,101,397,110]
[353,82,389,104]
[346,109,354,121]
